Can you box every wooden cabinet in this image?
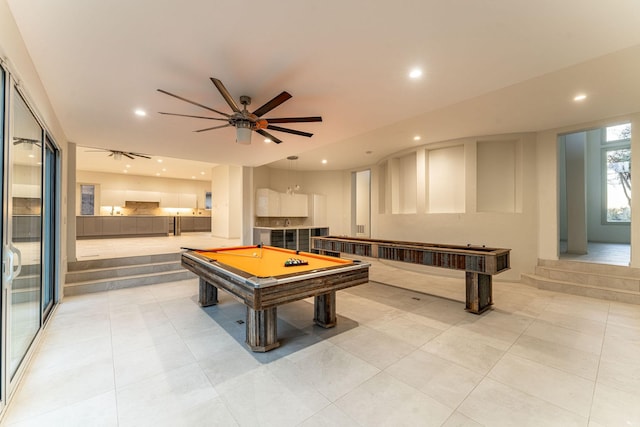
[76,216,170,238]
[253,227,329,252]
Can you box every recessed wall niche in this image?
[390,153,417,214]
[427,145,465,213]
[476,140,518,213]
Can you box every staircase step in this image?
[64,269,195,296]
[534,266,640,292]
[68,252,182,272]
[521,273,640,305]
[65,260,185,284]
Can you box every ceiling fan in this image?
[157,77,322,144]
[85,148,151,160]
[13,137,41,148]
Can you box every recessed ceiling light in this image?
[573,94,587,102]
[125,164,131,168]
[155,172,160,176]
[134,109,147,117]
[157,159,163,163]
[413,135,421,141]
[28,154,34,158]
[322,159,327,164]
[264,138,272,143]
[162,168,167,172]
[191,176,196,179]
[123,169,128,173]
[409,68,423,79]
[200,171,205,175]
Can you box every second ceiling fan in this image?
[158,78,322,144]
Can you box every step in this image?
[65,260,185,284]
[68,252,182,272]
[537,258,640,278]
[521,273,640,305]
[534,265,640,292]
[64,269,196,296]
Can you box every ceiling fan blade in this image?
[256,129,282,144]
[194,124,232,133]
[159,112,229,121]
[122,153,135,159]
[157,89,230,117]
[130,153,152,159]
[210,78,241,113]
[252,91,292,117]
[264,116,323,124]
[266,125,313,138]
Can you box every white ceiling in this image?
[6,1,640,174]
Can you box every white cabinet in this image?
[125,190,161,202]
[256,188,308,217]
[179,194,197,208]
[160,193,196,208]
[256,188,281,217]
[102,189,125,206]
[160,193,180,207]
[281,193,308,217]
[12,184,40,198]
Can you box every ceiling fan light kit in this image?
[158,77,322,145]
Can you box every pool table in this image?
[181,245,370,352]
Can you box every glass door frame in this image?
[0,67,61,405]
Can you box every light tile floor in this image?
[2,235,640,426]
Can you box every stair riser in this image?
[64,270,195,296]
[68,253,182,272]
[538,259,640,278]
[65,262,184,284]
[522,274,640,305]
[535,279,640,305]
[544,269,640,292]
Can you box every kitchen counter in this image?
[76,216,170,239]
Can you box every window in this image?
[80,184,95,215]
[603,123,631,223]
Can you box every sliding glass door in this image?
[6,88,43,381]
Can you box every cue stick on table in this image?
[180,244,264,258]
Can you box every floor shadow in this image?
[200,295,359,363]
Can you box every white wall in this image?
[371,133,537,281]
[0,0,69,267]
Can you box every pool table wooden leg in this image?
[314,291,337,328]
[198,278,219,307]
[246,307,280,352]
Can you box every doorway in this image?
[558,124,631,265]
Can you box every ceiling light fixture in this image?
[413,135,421,141]
[236,120,252,145]
[573,94,587,102]
[286,155,300,195]
[157,159,163,163]
[409,68,423,79]
[134,109,147,117]
[322,159,327,164]
[264,138,272,143]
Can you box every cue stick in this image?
[180,244,264,258]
